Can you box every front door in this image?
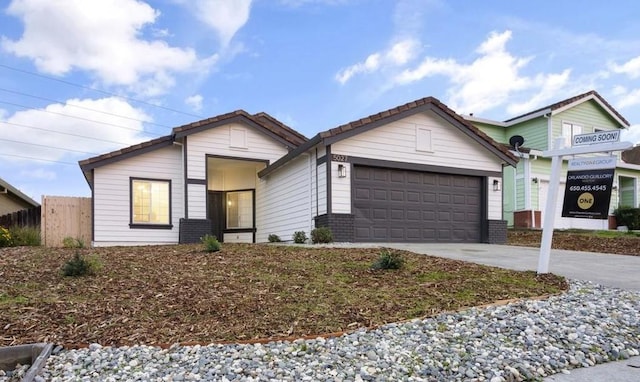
[208,191,224,241]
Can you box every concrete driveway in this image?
[377,243,640,291]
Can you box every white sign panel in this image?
[573,130,620,146]
[568,155,617,171]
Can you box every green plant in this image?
[201,234,221,252]
[613,206,640,230]
[62,236,85,248]
[62,252,102,277]
[292,231,307,244]
[0,226,13,247]
[9,226,41,246]
[311,227,333,244]
[371,249,404,270]
[268,234,282,243]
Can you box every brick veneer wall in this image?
[487,219,507,244]
[314,213,355,242]
[179,218,212,244]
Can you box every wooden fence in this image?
[41,196,92,247]
[0,206,41,228]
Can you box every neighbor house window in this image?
[226,190,253,229]
[561,122,582,147]
[130,178,171,227]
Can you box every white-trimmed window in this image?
[226,190,253,229]
[561,122,582,147]
[130,178,171,227]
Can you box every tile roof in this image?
[504,90,630,126]
[78,135,173,169]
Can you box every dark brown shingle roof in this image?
[504,90,630,126]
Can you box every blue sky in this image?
[2,0,640,201]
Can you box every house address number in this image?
[331,154,349,162]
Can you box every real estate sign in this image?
[561,156,616,219]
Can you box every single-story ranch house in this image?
[79,97,517,247]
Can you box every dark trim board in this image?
[326,145,332,215]
[348,156,503,178]
[206,154,270,164]
[480,177,489,243]
[186,178,207,185]
[316,155,327,165]
[183,137,188,219]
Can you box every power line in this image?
[0,63,205,119]
[0,100,163,136]
[0,137,100,155]
[0,121,133,146]
[0,87,173,130]
[0,152,78,165]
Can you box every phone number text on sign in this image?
[568,185,608,192]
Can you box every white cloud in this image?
[394,30,571,115]
[1,97,153,164]
[185,94,204,112]
[336,39,420,84]
[193,0,252,47]
[2,0,204,94]
[614,88,640,109]
[611,56,640,79]
[506,70,572,115]
[622,124,640,145]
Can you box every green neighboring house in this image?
[465,90,638,230]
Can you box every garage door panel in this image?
[353,165,481,243]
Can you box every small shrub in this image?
[201,234,221,252]
[62,252,102,277]
[62,236,85,249]
[371,249,404,270]
[9,226,41,246]
[0,226,13,247]
[293,231,307,244]
[311,227,333,244]
[613,206,640,230]
[268,234,282,243]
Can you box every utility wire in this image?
[0,64,205,119]
[0,121,133,146]
[0,137,100,155]
[0,87,173,130]
[0,100,163,136]
[0,152,78,165]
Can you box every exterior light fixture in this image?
[493,179,501,191]
[338,164,347,178]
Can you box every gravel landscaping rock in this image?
[5,280,638,381]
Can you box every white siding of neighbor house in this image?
[256,154,312,242]
[185,123,290,219]
[92,145,184,246]
[488,176,503,220]
[331,111,506,219]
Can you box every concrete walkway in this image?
[374,242,640,381]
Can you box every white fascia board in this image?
[504,109,552,126]
[551,94,630,128]
[463,115,507,127]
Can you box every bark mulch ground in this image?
[1,244,566,347]
[507,229,640,256]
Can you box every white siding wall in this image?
[488,176,503,220]
[185,123,289,220]
[331,161,351,213]
[186,123,289,179]
[331,111,502,172]
[93,145,184,246]
[317,164,327,215]
[256,154,312,242]
[187,184,207,219]
[331,111,506,220]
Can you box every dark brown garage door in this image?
[353,166,482,242]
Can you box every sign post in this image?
[537,137,632,274]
